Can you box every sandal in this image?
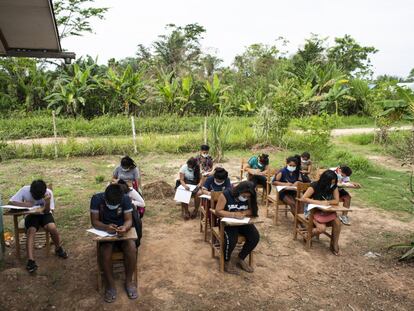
[125,283,138,300]
[104,288,117,303]
[330,245,340,256]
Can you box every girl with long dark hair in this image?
[215,181,260,274]
[301,170,342,255]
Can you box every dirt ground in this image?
[0,154,414,311]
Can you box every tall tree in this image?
[327,35,378,77]
[53,0,109,39]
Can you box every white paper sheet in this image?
[86,228,116,237]
[1,205,42,210]
[221,217,250,224]
[307,204,331,211]
[276,186,297,192]
[199,194,211,200]
[174,184,197,204]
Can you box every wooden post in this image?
[204,116,207,144]
[52,111,58,158]
[131,116,137,154]
[0,195,5,261]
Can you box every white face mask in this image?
[287,165,296,172]
[106,203,120,210]
[188,167,194,172]
[301,158,309,163]
[121,167,129,172]
[238,195,248,202]
[214,179,225,185]
[201,153,209,158]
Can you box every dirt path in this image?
[0,155,414,311]
[6,126,412,146]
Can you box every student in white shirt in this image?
[8,180,68,273]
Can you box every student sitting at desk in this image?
[195,144,214,178]
[273,155,304,213]
[301,170,342,256]
[177,157,203,220]
[202,167,231,195]
[330,165,360,226]
[245,153,270,193]
[112,156,141,193]
[9,179,68,273]
[90,184,138,302]
[215,181,260,274]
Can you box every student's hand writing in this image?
[321,200,330,206]
[184,185,190,191]
[107,224,118,234]
[116,225,127,236]
[233,212,245,219]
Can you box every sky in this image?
[62,0,414,78]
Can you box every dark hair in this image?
[105,184,124,205]
[200,144,210,151]
[314,170,338,195]
[301,152,310,159]
[213,167,228,181]
[259,154,269,166]
[120,156,136,169]
[30,180,47,200]
[340,165,352,177]
[117,179,130,194]
[187,157,201,184]
[231,181,258,217]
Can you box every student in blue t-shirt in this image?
[90,184,138,303]
[202,167,231,195]
[273,155,304,214]
[244,154,270,192]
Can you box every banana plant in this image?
[319,80,355,115]
[105,64,145,114]
[203,74,230,112]
[157,70,179,113]
[176,75,194,115]
[45,63,96,117]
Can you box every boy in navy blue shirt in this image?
[202,167,232,194]
[90,184,137,303]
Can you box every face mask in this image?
[121,167,129,172]
[188,168,194,172]
[287,165,296,172]
[214,179,225,185]
[301,158,309,163]
[201,153,209,158]
[330,184,336,189]
[238,195,248,202]
[336,173,343,180]
[106,203,120,210]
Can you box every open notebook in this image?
[307,204,331,211]
[221,217,250,224]
[1,205,42,211]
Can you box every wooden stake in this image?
[204,116,207,144]
[52,111,58,158]
[0,195,5,261]
[131,116,137,154]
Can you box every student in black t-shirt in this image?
[90,184,138,303]
[301,170,342,256]
[215,181,260,274]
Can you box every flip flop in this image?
[104,288,117,303]
[125,283,138,300]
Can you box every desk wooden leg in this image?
[13,216,20,259]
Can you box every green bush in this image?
[344,133,374,145]
[0,114,256,140]
[320,149,373,173]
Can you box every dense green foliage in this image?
[1,23,413,121]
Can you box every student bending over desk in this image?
[90,184,138,302]
[215,181,260,274]
[9,180,68,273]
[301,170,342,256]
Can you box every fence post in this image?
[204,116,207,144]
[52,111,58,158]
[131,116,138,154]
[0,195,5,262]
